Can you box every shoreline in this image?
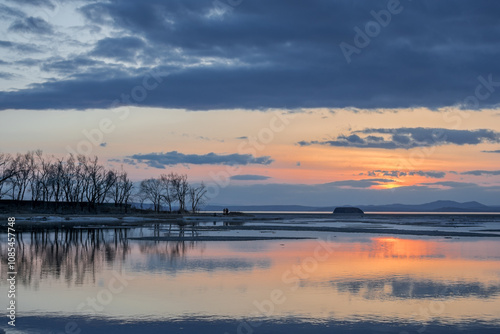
[1,212,499,238]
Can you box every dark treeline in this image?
[138,173,207,213]
[0,151,207,213]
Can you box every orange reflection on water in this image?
[370,237,438,259]
[10,232,500,324]
[106,237,500,323]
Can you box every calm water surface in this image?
[1,223,500,333]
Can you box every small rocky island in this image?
[333,207,364,215]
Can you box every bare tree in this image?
[110,169,134,212]
[171,173,189,212]
[1,150,137,212]
[0,150,208,215]
[0,153,15,199]
[160,173,175,213]
[48,158,65,208]
[98,169,117,204]
[29,150,45,205]
[79,156,116,211]
[189,182,207,213]
[122,174,134,213]
[138,178,163,212]
[61,154,84,206]
[9,152,36,201]
[37,152,54,203]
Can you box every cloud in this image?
[325,178,395,189]
[0,4,26,19]
[41,57,105,75]
[2,0,500,110]
[482,150,500,154]
[0,40,41,54]
[230,175,271,181]
[127,151,274,168]
[7,0,55,9]
[78,2,113,25]
[8,16,54,35]
[418,171,447,179]
[0,72,16,80]
[115,158,137,166]
[419,181,478,188]
[461,170,500,176]
[364,170,446,179]
[299,128,500,149]
[90,36,146,63]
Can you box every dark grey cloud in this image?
[483,150,500,154]
[462,170,500,176]
[8,16,54,35]
[2,0,500,110]
[414,171,447,179]
[90,36,146,62]
[325,178,395,189]
[113,158,137,166]
[128,151,273,168]
[78,2,113,25]
[15,58,41,67]
[41,56,105,74]
[7,0,55,9]
[0,40,41,54]
[364,170,446,179]
[0,4,26,19]
[299,128,500,150]
[230,174,271,181]
[0,72,15,79]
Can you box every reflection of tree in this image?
[138,223,204,263]
[136,240,195,263]
[334,277,500,300]
[0,228,131,288]
[0,225,206,289]
[152,222,199,238]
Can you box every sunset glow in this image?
[1,1,500,207]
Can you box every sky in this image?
[1,0,500,206]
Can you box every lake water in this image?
[2,220,500,333]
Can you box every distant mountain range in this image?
[203,200,500,213]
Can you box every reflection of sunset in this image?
[370,237,438,259]
[10,232,500,324]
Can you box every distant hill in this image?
[203,201,500,213]
[358,200,496,212]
